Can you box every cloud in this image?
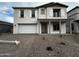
[13,2,35,7]
[28,2,47,7]
[0,6,13,16]
[12,2,48,7]
[5,16,13,23]
[0,3,13,23]
[0,13,13,23]
[63,2,79,11]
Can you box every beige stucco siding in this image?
[13,5,67,34]
[38,7,67,19]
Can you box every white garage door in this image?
[18,24,37,33]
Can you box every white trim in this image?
[0,40,20,45]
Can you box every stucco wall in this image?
[68,8,79,33]
[14,6,67,24]
[38,7,67,19]
[14,9,37,24]
[50,22,66,34]
[68,8,79,20]
[13,9,37,34]
[61,23,66,34]
[13,6,67,34]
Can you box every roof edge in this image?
[12,7,35,9]
[13,2,68,9]
[36,2,68,8]
[68,6,79,13]
[55,2,68,8]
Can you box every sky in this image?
[0,2,79,23]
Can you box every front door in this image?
[41,22,48,34]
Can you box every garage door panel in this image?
[18,25,37,33]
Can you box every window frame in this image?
[53,22,60,31]
[41,8,45,15]
[31,9,35,18]
[20,9,24,18]
[53,9,61,17]
[71,23,74,31]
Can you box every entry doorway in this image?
[41,22,48,34]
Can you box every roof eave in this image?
[36,2,68,8]
[12,2,68,9]
[55,2,68,8]
[12,7,35,9]
[67,6,79,13]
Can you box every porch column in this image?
[48,21,51,34]
[38,22,41,34]
[59,20,61,34]
[16,24,19,33]
[70,21,72,34]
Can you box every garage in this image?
[18,24,37,34]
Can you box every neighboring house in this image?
[13,2,68,34]
[67,6,79,34]
[0,21,13,33]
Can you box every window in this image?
[53,22,59,31]
[71,23,74,31]
[20,9,24,18]
[53,9,61,17]
[78,23,79,30]
[32,9,35,18]
[41,8,45,14]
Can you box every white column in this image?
[77,23,79,33]
[39,22,41,34]
[70,21,72,34]
[48,21,51,34]
[38,22,40,34]
[37,21,39,34]
[59,20,61,34]
[13,23,18,34]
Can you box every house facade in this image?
[13,2,68,34]
[67,6,79,34]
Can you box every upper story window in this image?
[53,9,61,17]
[20,9,24,18]
[41,8,45,14]
[32,9,35,18]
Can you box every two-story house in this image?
[13,2,68,34]
[67,6,79,34]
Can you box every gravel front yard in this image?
[0,33,79,57]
